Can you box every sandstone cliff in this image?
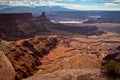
[0,13,48,40]
[0,12,104,40]
[0,13,33,25]
[0,51,15,80]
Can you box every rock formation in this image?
[0,12,105,80]
[0,13,48,40]
[5,36,58,80]
[0,13,33,25]
[38,12,48,20]
[116,46,120,50]
[102,53,120,64]
[0,51,15,80]
[49,24,105,36]
[23,68,101,80]
[0,12,105,40]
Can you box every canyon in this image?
[0,12,104,40]
[0,12,120,80]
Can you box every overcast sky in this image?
[0,0,120,10]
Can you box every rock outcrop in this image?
[38,12,48,20]
[116,46,120,50]
[23,68,100,80]
[102,53,120,64]
[49,24,105,36]
[0,51,15,80]
[5,36,58,80]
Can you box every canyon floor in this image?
[37,31,120,74]
[21,30,120,80]
[0,29,120,80]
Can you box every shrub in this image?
[102,60,120,77]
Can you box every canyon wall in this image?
[0,13,48,40]
[0,13,33,25]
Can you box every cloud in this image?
[114,0,120,2]
[0,0,59,6]
[104,3,119,6]
[0,0,120,10]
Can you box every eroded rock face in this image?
[102,53,120,64]
[38,12,48,20]
[0,13,48,40]
[23,69,100,80]
[0,13,33,25]
[6,36,58,80]
[0,51,15,80]
[116,46,120,50]
[46,22,105,36]
[0,12,104,40]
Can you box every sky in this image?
[0,0,120,10]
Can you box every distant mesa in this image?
[0,12,48,40]
[0,12,104,40]
[0,13,33,25]
[49,24,105,36]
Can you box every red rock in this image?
[0,51,15,80]
[0,13,33,25]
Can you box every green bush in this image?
[102,60,120,77]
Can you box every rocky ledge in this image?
[3,36,58,80]
[23,68,101,80]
